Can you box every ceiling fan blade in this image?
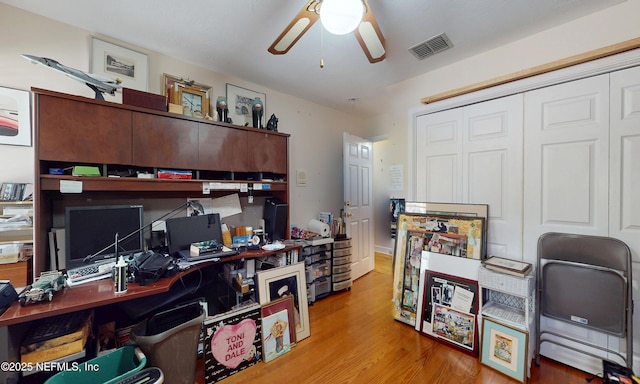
[268,0,320,55]
[354,0,386,63]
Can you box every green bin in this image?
[45,345,146,384]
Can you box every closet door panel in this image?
[463,94,523,259]
[523,74,610,374]
[414,109,463,202]
[523,74,610,260]
[610,65,640,257]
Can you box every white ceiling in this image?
[2,0,624,116]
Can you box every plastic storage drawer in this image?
[333,264,351,274]
[334,239,351,249]
[333,255,351,266]
[333,271,351,283]
[333,248,351,257]
[314,277,331,297]
[333,279,352,292]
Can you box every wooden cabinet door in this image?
[198,124,249,172]
[38,94,132,164]
[246,131,287,173]
[132,112,199,169]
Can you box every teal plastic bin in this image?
[45,346,146,384]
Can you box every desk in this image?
[0,245,300,383]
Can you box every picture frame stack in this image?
[391,202,489,357]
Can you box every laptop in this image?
[165,213,238,262]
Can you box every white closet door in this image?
[524,74,610,374]
[414,108,463,202]
[463,94,523,259]
[610,66,640,371]
[523,74,610,260]
[610,65,640,258]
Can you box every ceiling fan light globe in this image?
[320,0,363,35]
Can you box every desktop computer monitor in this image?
[65,205,144,270]
[263,198,288,241]
[165,213,222,257]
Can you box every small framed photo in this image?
[226,83,266,127]
[481,317,528,383]
[0,87,31,146]
[90,37,148,91]
[256,262,310,341]
[261,296,296,362]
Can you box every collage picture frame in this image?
[420,270,480,356]
[392,211,485,326]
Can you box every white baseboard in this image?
[374,245,393,255]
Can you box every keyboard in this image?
[22,310,89,346]
[66,260,116,286]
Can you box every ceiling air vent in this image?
[409,33,453,60]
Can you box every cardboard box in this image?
[0,259,32,287]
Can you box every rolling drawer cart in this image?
[300,238,333,303]
[332,238,352,292]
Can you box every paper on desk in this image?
[187,194,242,218]
[450,286,474,313]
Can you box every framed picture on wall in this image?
[0,87,31,147]
[90,37,148,92]
[226,83,266,127]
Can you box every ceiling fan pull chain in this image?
[320,24,325,68]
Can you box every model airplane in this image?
[22,54,122,100]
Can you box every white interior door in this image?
[343,132,374,280]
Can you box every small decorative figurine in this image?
[267,114,278,132]
[18,271,67,306]
[216,96,228,123]
[252,97,263,128]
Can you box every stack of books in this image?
[20,310,94,364]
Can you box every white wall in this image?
[0,4,367,231]
[370,0,640,255]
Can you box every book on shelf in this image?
[0,183,33,201]
[20,310,94,364]
[481,256,532,277]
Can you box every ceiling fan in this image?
[268,0,386,63]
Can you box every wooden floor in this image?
[196,254,593,383]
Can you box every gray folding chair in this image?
[535,232,633,370]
